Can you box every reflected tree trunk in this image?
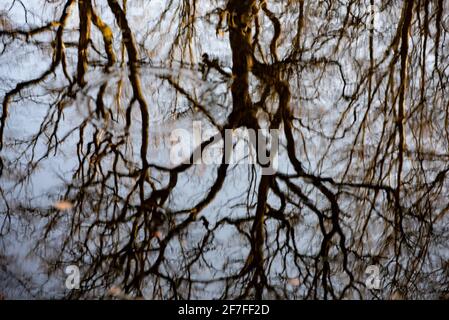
[1,0,449,300]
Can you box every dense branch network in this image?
[0,0,448,299]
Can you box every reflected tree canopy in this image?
[0,0,449,299]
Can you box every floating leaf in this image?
[108,286,122,297]
[53,200,74,211]
[154,230,163,239]
[390,291,404,300]
[288,278,300,286]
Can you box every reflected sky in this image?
[0,0,449,300]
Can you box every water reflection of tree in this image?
[1,0,449,299]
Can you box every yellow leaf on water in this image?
[154,230,163,239]
[108,286,122,297]
[288,278,300,286]
[53,200,73,211]
[390,291,404,300]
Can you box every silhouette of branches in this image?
[0,0,449,300]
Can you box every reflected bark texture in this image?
[0,0,449,299]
